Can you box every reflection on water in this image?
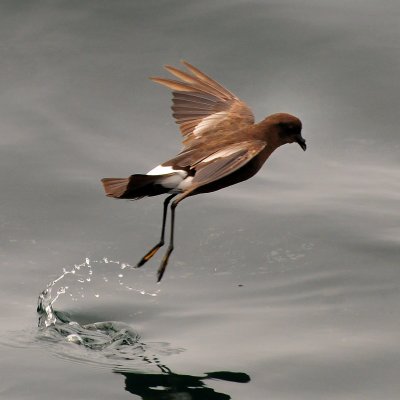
[34,259,250,399]
[118,370,250,400]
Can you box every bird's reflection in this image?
[117,366,250,400]
[36,294,250,399]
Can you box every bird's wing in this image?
[150,60,255,149]
[190,140,266,188]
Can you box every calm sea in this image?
[1,1,399,399]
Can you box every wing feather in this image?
[172,92,220,104]
[164,65,230,99]
[191,140,266,187]
[150,61,255,149]
[180,60,237,99]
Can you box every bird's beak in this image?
[296,136,307,151]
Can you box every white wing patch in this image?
[201,147,242,163]
[192,111,228,137]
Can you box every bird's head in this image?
[264,113,306,151]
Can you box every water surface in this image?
[1,1,400,399]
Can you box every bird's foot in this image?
[157,246,174,282]
[136,241,164,268]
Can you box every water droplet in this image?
[67,334,83,345]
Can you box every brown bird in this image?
[101,61,306,282]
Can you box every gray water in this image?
[1,1,400,399]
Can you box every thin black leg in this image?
[136,193,177,268]
[157,202,176,282]
[157,190,192,282]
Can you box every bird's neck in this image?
[252,121,282,150]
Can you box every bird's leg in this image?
[157,191,192,282]
[136,193,177,268]
[156,202,176,281]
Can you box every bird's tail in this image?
[101,174,171,199]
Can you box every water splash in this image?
[38,258,159,327]
[35,258,181,372]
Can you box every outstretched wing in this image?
[151,60,255,149]
[190,140,266,188]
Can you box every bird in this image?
[101,60,306,282]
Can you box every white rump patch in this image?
[193,111,228,137]
[177,176,193,191]
[147,164,188,191]
[159,175,184,189]
[147,165,175,175]
[147,164,187,178]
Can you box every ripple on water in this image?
[31,258,184,372]
[0,257,252,399]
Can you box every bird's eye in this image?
[278,122,294,132]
